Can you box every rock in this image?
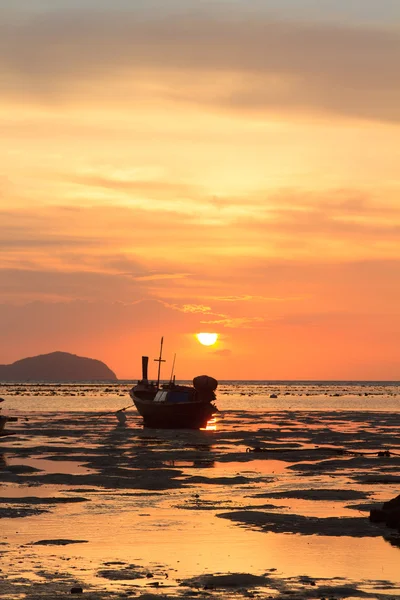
[369,494,400,532]
[183,573,270,589]
[70,586,83,594]
[383,494,400,511]
[33,539,88,545]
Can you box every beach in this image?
[1,382,400,599]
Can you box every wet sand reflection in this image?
[1,407,400,599]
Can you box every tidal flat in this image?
[1,399,400,599]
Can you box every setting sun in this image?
[196,333,218,346]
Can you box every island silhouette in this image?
[0,351,117,382]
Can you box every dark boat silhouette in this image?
[129,338,218,429]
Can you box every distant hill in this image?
[0,351,117,382]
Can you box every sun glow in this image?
[196,332,218,346]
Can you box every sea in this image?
[1,380,399,413]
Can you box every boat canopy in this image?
[154,389,192,403]
[154,391,168,403]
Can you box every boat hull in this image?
[130,392,216,429]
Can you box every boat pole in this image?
[154,336,166,389]
[169,353,176,383]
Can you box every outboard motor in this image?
[193,375,218,391]
[193,376,218,403]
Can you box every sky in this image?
[0,1,399,380]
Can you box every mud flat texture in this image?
[1,407,400,599]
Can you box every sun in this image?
[196,332,218,346]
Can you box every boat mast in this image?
[169,353,176,383]
[154,336,166,389]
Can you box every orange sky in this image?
[0,2,399,380]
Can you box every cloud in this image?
[201,316,267,329]
[180,304,212,314]
[0,184,399,285]
[0,257,398,378]
[134,273,189,282]
[0,267,146,303]
[0,237,102,249]
[163,302,218,315]
[68,173,202,201]
[213,348,232,357]
[0,9,399,121]
[215,295,254,302]
[222,189,400,250]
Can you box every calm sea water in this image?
[1,380,399,413]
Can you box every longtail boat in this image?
[129,338,218,429]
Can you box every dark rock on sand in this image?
[251,488,369,501]
[98,565,150,580]
[181,573,270,589]
[386,535,400,548]
[369,493,400,532]
[2,464,42,474]
[0,496,89,505]
[185,475,256,485]
[0,506,50,518]
[0,351,117,382]
[70,585,83,594]
[32,539,88,545]
[218,510,382,537]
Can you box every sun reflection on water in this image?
[201,416,218,431]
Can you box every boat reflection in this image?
[137,415,219,432]
[201,416,218,431]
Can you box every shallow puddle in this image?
[5,456,95,475]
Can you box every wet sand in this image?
[1,408,400,599]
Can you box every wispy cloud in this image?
[0,9,399,121]
[162,302,214,314]
[134,272,189,282]
[68,172,202,201]
[0,187,398,275]
[201,316,267,329]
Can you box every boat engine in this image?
[193,375,218,392]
